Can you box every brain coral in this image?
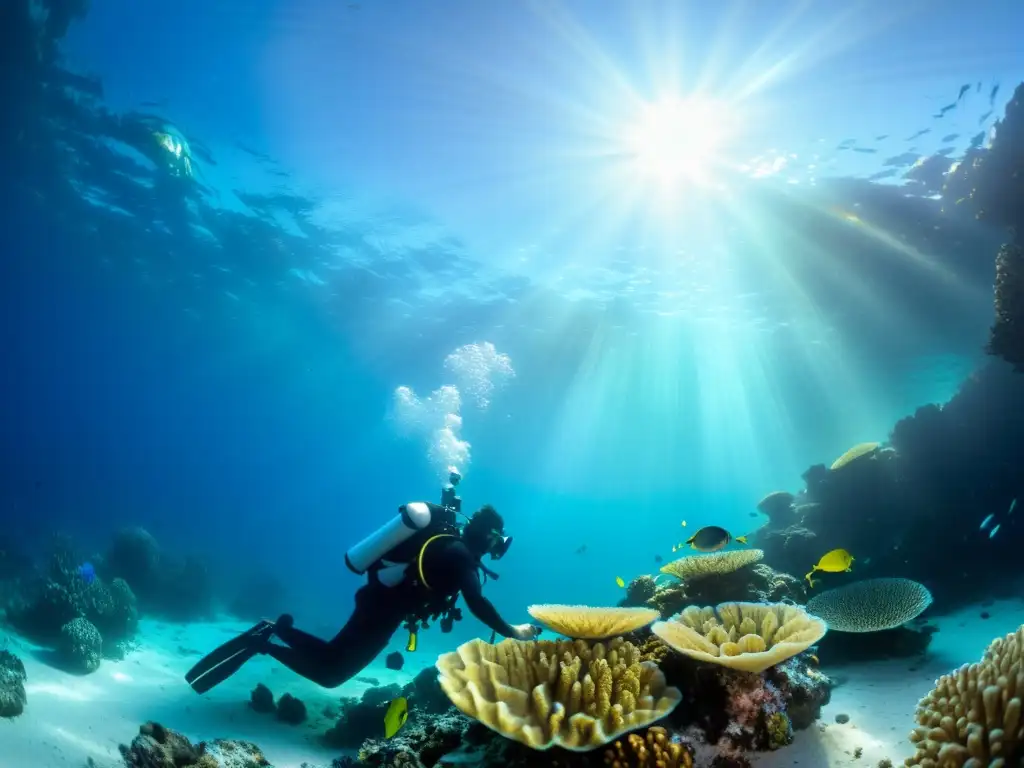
[907,624,1024,766]
[527,605,660,640]
[806,578,932,633]
[652,602,827,673]
[659,550,764,582]
[436,636,681,751]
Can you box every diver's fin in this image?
[186,620,273,693]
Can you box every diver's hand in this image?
[511,623,541,641]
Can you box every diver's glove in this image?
[511,623,541,641]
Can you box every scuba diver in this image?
[186,470,539,693]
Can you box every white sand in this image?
[3,599,1022,768]
[752,598,1024,767]
[1,617,429,768]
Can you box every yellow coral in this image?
[651,602,827,673]
[604,726,693,767]
[830,442,880,470]
[436,636,682,751]
[906,624,1024,767]
[528,605,660,640]
[659,550,763,582]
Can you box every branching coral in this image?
[604,726,693,767]
[436,636,682,751]
[652,603,827,673]
[659,550,764,582]
[527,605,660,640]
[906,624,1024,767]
[806,578,932,632]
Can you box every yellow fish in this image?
[805,548,854,587]
[681,520,687,527]
[384,696,409,738]
[615,576,625,588]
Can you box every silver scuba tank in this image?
[344,501,434,576]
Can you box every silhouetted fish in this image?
[906,129,931,141]
[989,84,1000,107]
[957,84,970,102]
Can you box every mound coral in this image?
[527,605,660,640]
[119,721,270,767]
[436,636,682,751]
[907,624,1024,767]
[651,603,827,673]
[659,550,764,582]
[604,726,693,767]
[806,578,932,632]
[57,616,102,674]
[0,650,27,718]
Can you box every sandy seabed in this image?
[2,599,1023,768]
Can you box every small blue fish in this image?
[1009,498,1018,516]
[76,562,96,585]
[980,514,995,531]
[990,524,1001,540]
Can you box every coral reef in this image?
[906,624,1024,766]
[249,683,275,714]
[103,526,214,622]
[354,710,467,768]
[753,359,1024,615]
[652,603,827,674]
[57,616,102,674]
[0,649,27,718]
[119,721,271,767]
[806,578,933,632]
[658,652,831,754]
[527,605,660,639]
[604,726,694,767]
[646,564,805,619]
[276,692,307,725]
[6,540,138,653]
[618,576,658,609]
[326,683,406,749]
[436,636,682,750]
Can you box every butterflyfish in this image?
[384,696,409,738]
[615,576,625,588]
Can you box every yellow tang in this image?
[615,576,625,588]
[805,548,854,587]
[384,696,409,739]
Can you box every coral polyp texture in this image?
[435,636,682,751]
[527,605,660,640]
[806,578,933,633]
[659,550,764,582]
[906,624,1024,767]
[604,726,693,767]
[651,602,827,674]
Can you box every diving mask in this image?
[489,534,513,560]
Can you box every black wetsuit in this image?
[264,537,515,688]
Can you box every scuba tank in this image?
[344,469,464,586]
[345,501,434,583]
